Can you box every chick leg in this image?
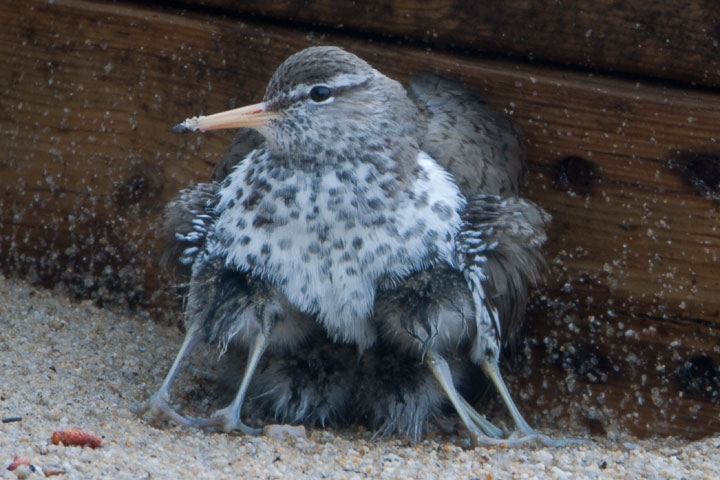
[192,332,267,435]
[480,356,566,447]
[458,396,504,439]
[134,326,203,426]
[427,352,526,446]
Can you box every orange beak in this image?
[172,102,280,133]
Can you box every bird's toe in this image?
[192,407,263,436]
[133,392,196,427]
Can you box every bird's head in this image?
[174,46,421,169]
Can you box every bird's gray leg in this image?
[427,352,517,446]
[480,356,567,447]
[192,332,267,435]
[458,396,504,439]
[480,356,533,433]
[133,326,203,427]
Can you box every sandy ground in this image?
[1,274,719,479]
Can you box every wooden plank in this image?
[2,0,720,438]
[182,0,720,88]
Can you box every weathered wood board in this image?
[181,0,720,88]
[2,0,720,438]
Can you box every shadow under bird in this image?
[136,46,558,446]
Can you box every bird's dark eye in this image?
[309,85,333,103]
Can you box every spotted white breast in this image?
[208,146,466,348]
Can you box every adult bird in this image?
[137,46,553,445]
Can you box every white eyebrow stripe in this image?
[284,72,374,101]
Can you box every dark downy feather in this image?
[218,338,358,428]
[351,343,473,442]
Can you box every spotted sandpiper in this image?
[137,46,555,446]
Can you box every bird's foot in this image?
[458,414,552,448]
[468,431,546,448]
[133,391,196,427]
[476,357,584,447]
[476,422,586,448]
[191,332,268,436]
[192,405,263,435]
[459,396,504,439]
[533,431,587,447]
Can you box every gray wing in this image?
[409,72,526,197]
[455,195,550,352]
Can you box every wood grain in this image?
[2,0,720,438]
[183,0,720,88]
